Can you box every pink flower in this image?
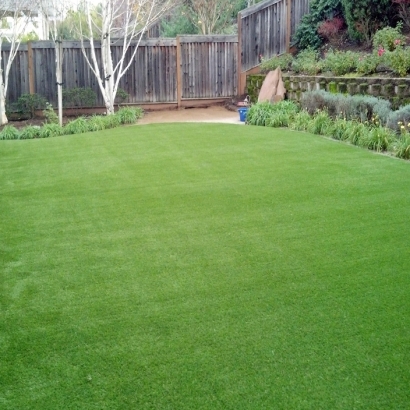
[394,39,401,45]
[378,47,385,57]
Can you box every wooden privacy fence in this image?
[239,0,310,72]
[1,35,238,108]
[1,0,311,106]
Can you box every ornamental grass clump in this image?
[358,126,396,151]
[306,110,333,135]
[40,123,63,138]
[247,101,299,127]
[87,115,108,131]
[393,134,410,159]
[116,107,143,124]
[0,125,20,140]
[19,125,41,140]
[64,117,90,135]
[289,110,311,131]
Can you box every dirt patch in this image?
[137,105,244,125]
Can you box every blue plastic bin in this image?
[238,107,249,122]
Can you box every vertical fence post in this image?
[27,41,35,94]
[176,36,182,108]
[286,0,292,53]
[237,12,244,95]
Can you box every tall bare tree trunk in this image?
[0,76,7,126]
[55,41,64,126]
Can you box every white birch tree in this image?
[0,1,34,125]
[40,0,67,126]
[77,0,176,115]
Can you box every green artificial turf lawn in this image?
[1,123,410,409]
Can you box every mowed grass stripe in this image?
[1,123,409,409]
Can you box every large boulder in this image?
[258,67,286,103]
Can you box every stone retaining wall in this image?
[246,74,410,109]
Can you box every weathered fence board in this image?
[239,0,311,72]
[290,0,310,39]
[1,36,238,107]
[179,36,237,99]
[1,1,311,107]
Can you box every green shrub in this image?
[19,125,41,139]
[0,125,20,140]
[64,117,90,135]
[43,102,59,124]
[341,0,393,44]
[356,52,383,75]
[293,0,343,50]
[63,87,97,109]
[322,50,358,75]
[115,88,130,106]
[386,104,410,132]
[385,47,410,77]
[372,22,406,52]
[40,123,63,138]
[260,54,293,73]
[300,91,392,124]
[16,93,47,119]
[292,48,322,75]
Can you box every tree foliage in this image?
[341,0,395,44]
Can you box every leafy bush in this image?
[385,47,410,76]
[63,87,97,109]
[300,89,329,115]
[20,126,41,140]
[114,88,130,106]
[372,22,406,51]
[322,50,358,75]
[356,52,383,75]
[260,54,293,73]
[293,0,343,49]
[386,104,410,132]
[300,91,392,124]
[16,93,47,119]
[317,16,345,41]
[0,125,20,140]
[43,102,59,124]
[341,0,393,44]
[292,48,322,75]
